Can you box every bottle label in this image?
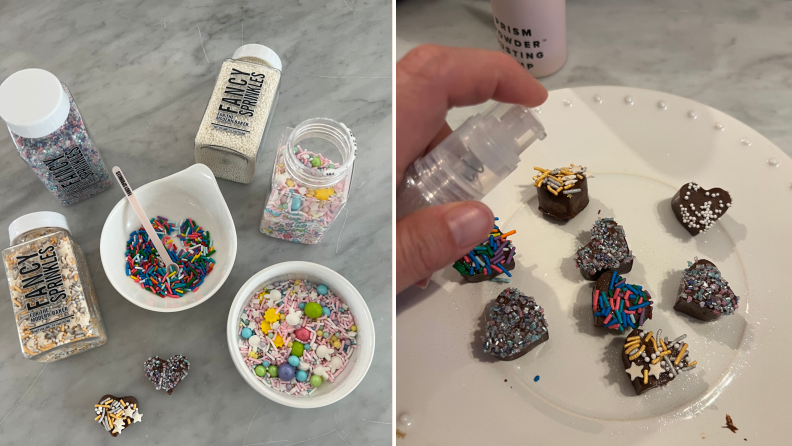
[211,67,267,135]
[493,16,545,70]
[43,146,100,197]
[12,241,75,331]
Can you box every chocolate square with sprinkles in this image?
[622,328,697,395]
[483,288,549,361]
[452,218,516,283]
[674,258,739,321]
[593,271,653,331]
[575,218,634,280]
[533,164,591,220]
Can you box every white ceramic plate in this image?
[396,86,792,443]
[100,164,237,312]
[226,261,375,409]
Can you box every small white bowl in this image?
[226,261,375,409]
[100,164,237,312]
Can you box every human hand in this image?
[396,45,548,294]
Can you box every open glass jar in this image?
[260,118,356,244]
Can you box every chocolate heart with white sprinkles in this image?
[671,182,732,235]
[143,354,190,395]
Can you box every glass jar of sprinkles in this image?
[195,44,282,184]
[0,69,112,206]
[2,212,107,362]
[260,118,357,244]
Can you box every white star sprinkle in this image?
[131,409,143,423]
[112,419,125,434]
[625,362,644,381]
[123,405,135,418]
[648,361,665,379]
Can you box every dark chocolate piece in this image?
[674,258,739,321]
[574,218,634,280]
[483,288,548,361]
[533,164,590,220]
[453,219,516,282]
[671,182,732,235]
[622,328,697,395]
[144,354,190,395]
[95,395,141,437]
[593,271,653,331]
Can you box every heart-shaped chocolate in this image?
[143,355,190,395]
[483,288,549,361]
[574,218,634,280]
[94,395,141,437]
[671,182,732,235]
[674,258,739,321]
[593,271,653,331]
[622,328,697,395]
[453,218,516,283]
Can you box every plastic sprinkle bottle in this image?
[0,69,112,206]
[195,44,282,184]
[260,118,356,244]
[2,212,107,362]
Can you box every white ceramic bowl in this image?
[100,164,237,312]
[226,261,375,408]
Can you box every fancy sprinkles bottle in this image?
[260,118,357,244]
[0,69,112,205]
[2,212,107,362]
[195,44,282,184]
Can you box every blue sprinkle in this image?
[534,375,540,382]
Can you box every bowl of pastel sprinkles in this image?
[227,261,374,408]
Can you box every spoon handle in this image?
[112,166,177,270]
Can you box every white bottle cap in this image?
[0,69,70,139]
[232,44,283,71]
[8,211,70,243]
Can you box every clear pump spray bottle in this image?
[396,103,546,219]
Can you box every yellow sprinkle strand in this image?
[534,166,549,173]
[687,360,697,367]
[674,344,689,365]
[644,331,654,343]
[660,338,668,352]
[623,342,641,351]
[649,336,658,353]
[626,336,641,342]
[643,369,648,384]
[628,345,645,361]
[651,351,671,364]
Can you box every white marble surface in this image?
[0,0,391,445]
[397,0,792,157]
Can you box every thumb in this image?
[396,201,494,293]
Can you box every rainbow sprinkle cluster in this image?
[125,217,215,297]
[452,218,516,278]
[594,271,653,331]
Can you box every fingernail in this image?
[446,203,492,248]
[414,278,430,289]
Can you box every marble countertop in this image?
[397,0,792,157]
[0,0,391,445]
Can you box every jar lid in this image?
[232,44,283,71]
[0,69,70,139]
[8,211,70,242]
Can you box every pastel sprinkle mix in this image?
[680,258,739,315]
[237,279,358,397]
[125,217,215,297]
